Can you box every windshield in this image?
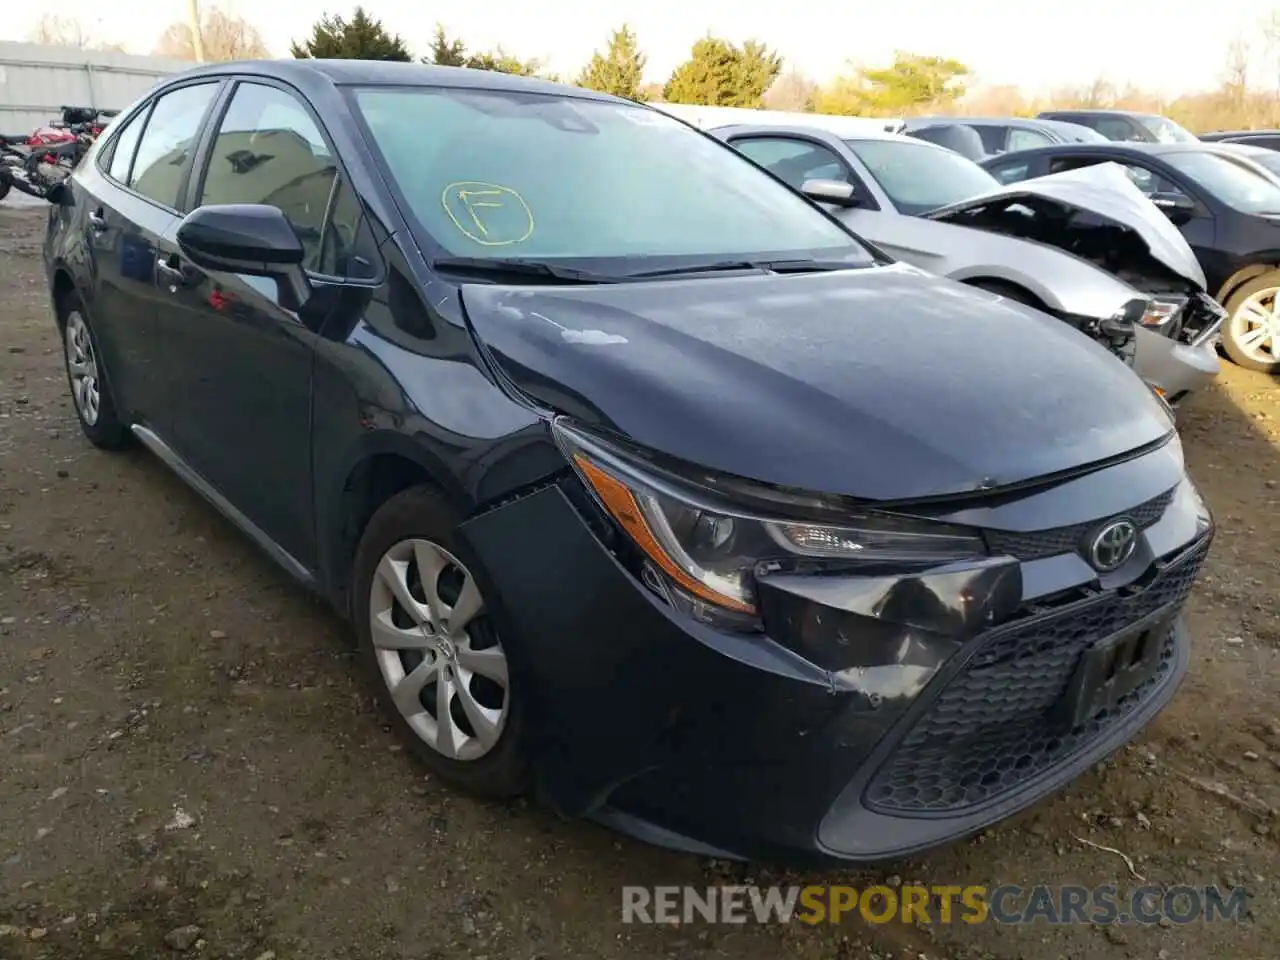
[350,87,870,270]
[1162,150,1280,214]
[843,139,1000,215]
[1138,115,1198,144]
[1223,145,1280,178]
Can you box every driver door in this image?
[153,79,342,567]
[728,133,913,257]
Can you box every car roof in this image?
[1037,108,1159,118]
[163,58,624,103]
[1202,129,1280,139]
[712,120,940,148]
[993,141,1224,159]
[910,116,1051,129]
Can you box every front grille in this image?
[984,488,1175,561]
[864,534,1210,815]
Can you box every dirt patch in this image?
[1,202,1276,960]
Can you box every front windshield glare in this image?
[351,87,869,265]
[843,139,1000,215]
[1163,151,1280,214]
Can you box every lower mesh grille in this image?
[864,535,1210,815]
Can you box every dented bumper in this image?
[456,452,1210,864]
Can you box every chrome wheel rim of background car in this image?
[65,311,100,426]
[368,538,509,761]
[1230,288,1280,365]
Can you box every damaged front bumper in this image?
[1132,293,1225,404]
[455,441,1212,865]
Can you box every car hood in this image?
[461,264,1175,502]
[926,162,1207,292]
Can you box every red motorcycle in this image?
[1,105,117,201]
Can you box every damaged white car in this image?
[714,124,1224,404]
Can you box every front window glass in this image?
[1139,115,1198,144]
[732,137,848,190]
[201,82,338,271]
[842,139,999,215]
[350,87,869,267]
[1162,151,1280,214]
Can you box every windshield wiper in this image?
[431,256,620,284]
[625,258,864,279]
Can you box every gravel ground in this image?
[1,201,1277,960]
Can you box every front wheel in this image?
[1223,274,1280,373]
[351,486,530,798]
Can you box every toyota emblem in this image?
[1087,518,1138,572]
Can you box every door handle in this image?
[156,255,193,290]
[87,209,107,232]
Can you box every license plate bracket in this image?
[1054,610,1173,731]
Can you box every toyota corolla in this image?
[43,60,1213,864]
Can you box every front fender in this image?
[947,246,1139,320]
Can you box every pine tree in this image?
[291,6,411,61]
[426,24,465,67]
[663,37,781,108]
[576,24,646,99]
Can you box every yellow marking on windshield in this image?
[442,181,534,246]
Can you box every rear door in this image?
[729,133,914,257]
[79,81,221,428]
[153,78,356,567]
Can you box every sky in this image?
[4,0,1280,97]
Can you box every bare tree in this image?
[763,70,818,111]
[28,14,127,52]
[29,14,94,48]
[155,6,269,62]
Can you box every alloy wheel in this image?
[1229,288,1280,366]
[368,538,509,761]
[65,311,100,426]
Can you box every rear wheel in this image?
[62,305,130,449]
[351,486,529,798]
[1222,273,1280,373]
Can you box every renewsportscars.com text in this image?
[621,883,1250,926]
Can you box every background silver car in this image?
[712,122,1222,402]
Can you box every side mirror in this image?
[176,203,312,309]
[1149,192,1195,224]
[801,178,859,208]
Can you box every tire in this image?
[351,485,530,798]
[0,178,10,202]
[61,302,131,450]
[1222,273,1280,374]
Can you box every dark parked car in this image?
[1036,109,1199,144]
[44,59,1214,865]
[1200,129,1280,151]
[983,141,1280,372]
[903,116,1108,157]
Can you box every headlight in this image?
[1141,298,1184,328]
[553,419,987,628]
